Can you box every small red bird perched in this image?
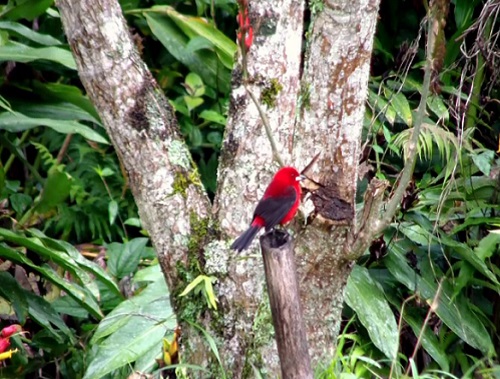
[231,167,304,252]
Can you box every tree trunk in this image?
[57,0,381,376]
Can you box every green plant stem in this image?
[245,86,285,168]
[374,14,436,235]
[4,130,31,174]
[465,16,492,130]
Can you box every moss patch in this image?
[260,78,283,108]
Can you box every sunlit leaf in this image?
[345,265,398,360]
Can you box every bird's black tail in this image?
[230,226,260,252]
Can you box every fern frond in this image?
[392,123,469,163]
[32,142,59,168]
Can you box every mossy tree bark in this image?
[57,0,381,377]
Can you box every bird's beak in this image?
[296,174,306,182]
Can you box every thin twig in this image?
[245,85,285,167]
[56,134,73,164]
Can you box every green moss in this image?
[172,169,203,198]
[173,171,190,198]
[260,78,283,108]
[174,212,216,323]
[309,0,324,15]
[299,81,311,111]
[242,293,274,377]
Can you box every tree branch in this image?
[349,9,438,257]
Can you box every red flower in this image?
[237,9,253,51]
[0,338,10,353]
[1,325,20,338]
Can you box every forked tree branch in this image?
[350,8,438,257]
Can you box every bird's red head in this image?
[273,167,302,185]
[264,167,303,198]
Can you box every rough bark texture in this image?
[293,0,381,365]
[214,0,306,376]
[56,0,213,363]
[260,231,313,379]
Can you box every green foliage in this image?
[348,0,500,377]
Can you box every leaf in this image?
[470,150,494,176]
[0,243,103,319]
[32,232,122,298]
[404,312,449,371]
[390,91,412,126]
[385,244,495,355]
[185,72,205,97]
[186,35,215,53]
[0,21,61,46]
[368,90,396,125]
[145,13,231,93]
[0,272,29,324]
[108,200,119,225]
[12,101,101,125]
[107,238,149,279]
[150,6,236,69]
[34,169,72,213]
[0,0,54,21]
[0,41,76,69]
[183,95,204,111]
[427,95,449,123]
[85,277,175,379]
[32,81,101,122]
[199,110,226,125]
[345,265,398,360]
[0,111,108,144]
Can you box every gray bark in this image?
[293,0,382,364]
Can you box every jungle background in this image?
[0,0,499,378]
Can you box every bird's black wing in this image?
[253,186,297,231]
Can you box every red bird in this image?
[231,167,304,252]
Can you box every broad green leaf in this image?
[25,290,75,342]
[107,238,148,279]
[0,242,103,319]
[0,21,61,45]
[12,101,101,125]
[475,233,500,260]
[29,230,122,298]
[199,110,226,125]
[427,95,449,123]
[108,200,119,225]
[0,41,75,69]
[186,35,215,53]
[368,90,396,125]
[345,265,398,360]
[145,13,230,93]
[0,0,54,21]
[185,72,205,97]
[470,150,494,176]
[35,169,72,213]
[0,272,29,324]
[85,277,175,379]
[403,309,449,371]
[150,5,236,69]
[391,91,412,126]
[52,295,89,319]
[0,111,109,144]
[386,244,495,355]
[184,95,204,111]
[32,81,101,121]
